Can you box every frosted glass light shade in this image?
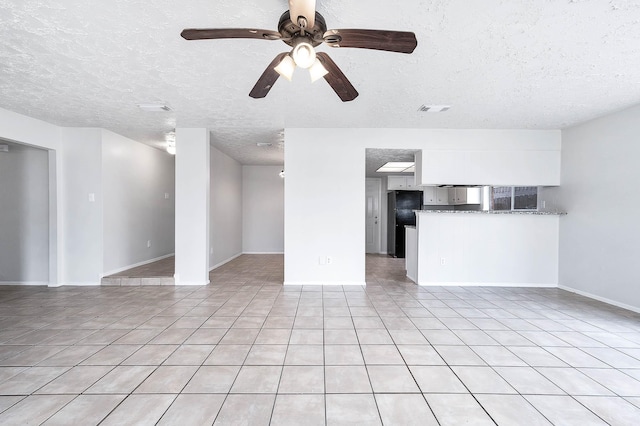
[309,58,328,82]
[275,55,296,81]
[292,42,316,69]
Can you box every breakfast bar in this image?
[407,210,566,287]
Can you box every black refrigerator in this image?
[387,190,423,258]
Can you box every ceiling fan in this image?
[181,0,417,102]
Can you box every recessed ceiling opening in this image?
[376,161,415,173]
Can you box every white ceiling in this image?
[2,0,640,166]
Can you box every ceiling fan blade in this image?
[323,29,417,54]
[181,28,282,41]
[289,0,316,29]
[316,52,358,102]
[249,53,289,99]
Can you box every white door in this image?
[365,178,382,254]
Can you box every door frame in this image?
[365,177,382,254]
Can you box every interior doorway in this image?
[365,148,420,284]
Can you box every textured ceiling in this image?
[2,0,640,165]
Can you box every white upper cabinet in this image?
[423,186,436,204]
[414,149,560,186]
[436,187,449,204]
[387,175,419,191]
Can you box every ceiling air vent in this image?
[137,103,172,112]
[418,105,450,113]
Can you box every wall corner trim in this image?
[418,281,558,288]
[559,285,640,314]
[209,253,242,271]
[0,281,49,287]
[101,253,175,278]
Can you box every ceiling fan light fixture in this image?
[309,58,328,82]
[274,55,296,81]
[292,42,316,68]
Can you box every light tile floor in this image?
[1,254,639,424]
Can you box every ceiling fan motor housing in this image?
[278,11,327,47]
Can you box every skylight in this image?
[376,162,415,173]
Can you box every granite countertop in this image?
[416,210,567,216]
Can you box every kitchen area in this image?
[371,143,565,287]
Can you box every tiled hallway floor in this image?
[1,255,640,425]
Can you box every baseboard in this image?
[0,281,48,286]
[174,280,210,286]
[283,281,367,286]
[418,281,558,288]
[0,281,102,287]
[209,253,242,271]
[242,252,284,254]
[102,253,174,277]
[49,282,100,287]
[559,285,640,314]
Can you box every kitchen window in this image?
[491,186,538,211]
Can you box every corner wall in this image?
[558,104,640,312]
[102,130,175,275]
[242,166,284,254]
[210,145,243,269]
[284,128,561,286]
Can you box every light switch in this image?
[88,193,95,202]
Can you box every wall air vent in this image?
[418,105,451,113]
[0,144,8,152]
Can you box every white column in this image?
[175,128,210,285]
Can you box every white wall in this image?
[1,108,177,286]
[102,130,175,274]
[59,128,103,284]
[558,104,640,312]
[284,128,561,286]
[242,166,284,254]
[210,145,243,269]
[0,143,49,284]
[175,129,210,285]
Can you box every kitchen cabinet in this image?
[387,176,418,191]
[423,186,436,204]
[448,188,466,204]
[447,187,481,205]
[436,187,449,204]
[423,186,450,205]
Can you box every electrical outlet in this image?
[326,256,332,265]
[440,257,446,266]
[164,192,170,199]
[88,193,95,202]
[147,240,151,248]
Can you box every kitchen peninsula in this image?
[406,210,566,287]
